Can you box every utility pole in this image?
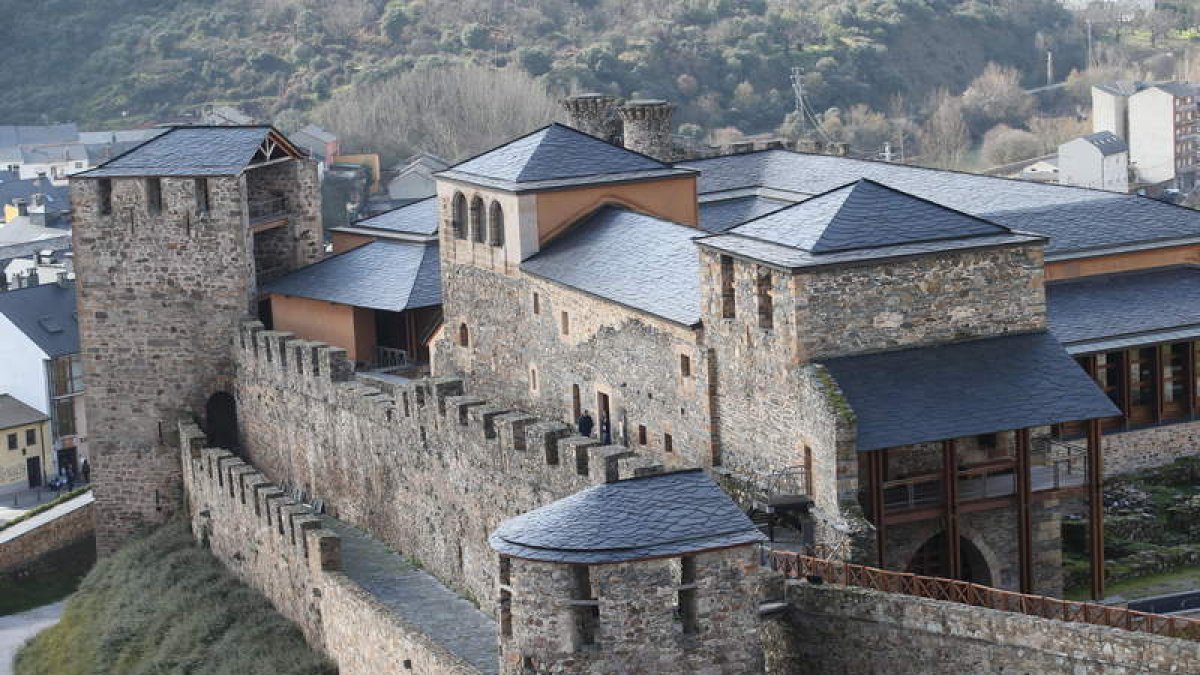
[1046,50,1054,87]
[1087,19,1094,69]
[790,66,805,137]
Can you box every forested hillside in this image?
[4,0,1082,140]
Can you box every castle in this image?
[66,102,1200,672]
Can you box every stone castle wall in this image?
[766,581,1200,674]
[0,492,95,574]
[180,426,481,675]
[235,321,666,614]
[1102,421,1200,476]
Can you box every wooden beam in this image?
[1087,418,1105,601]
[1015,428,1033,594]
[1189,341,1197,420]
[870,449,887,568]
[942,439,961,580]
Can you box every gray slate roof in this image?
[0,171,69,215]
[698,195,790,233]
[1048,266,1200,354]
[0,394,47,429]
[349,197,438,237]
[820,331,1120,453]
[263,241,441,312]
[439,123,692,192]
[0,125,78,151]
[0,281,78,357]
[521,206,702,326]
[79,126,281,178]
[680,150,1200,258]
[1081,131,1128,156]
[489,469,765,564]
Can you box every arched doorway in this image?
[906,532,993,586]
[205,392,238,450]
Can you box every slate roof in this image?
[1094,81,1147,97]
[0,394,47,430]
[1153,82,1199,98]
[1080,131,1128,156]
[0,281,78,358]
[489,469,765,564]
[521,206,702,326]
[79,126,290,178]
[0,216,72,247]
[19,143,88,164]
[345,197,438,237]
[0,125,78,151]
[820,332,1121,453]
[679,150,1200,258]
[439,123,692,192]
[0,172,69,216]
[698,195,790,234]
[263,241,441,312]
[699,179,1041,269]
[1048,266,1200,354]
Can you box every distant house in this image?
[0,125,79,173]
[1127,82,1198,188]
[0,394,50,493]
[0,282,86,480]
[1018,159,1060,183]
[289,125,340,170]
[16,143,90,184]
[1058,132,1129,193]
[387,153,449,201]
[0,170,70,225]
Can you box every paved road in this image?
[0,601,65,675]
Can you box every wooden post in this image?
[1087,418,1105,601]
[942,439,961,580]
[1015,428,1033,594]
[870,449,887,568]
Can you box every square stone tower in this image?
[69,126,320,553]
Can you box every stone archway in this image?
[905,531,995,586]
[204,392,238,450]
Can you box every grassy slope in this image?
[15,518,333,675]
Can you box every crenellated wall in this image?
[179,423,483,675]
[234,320,667,614]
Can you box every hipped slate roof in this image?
[0,394,47,430]
[698,195,790,234]
[438,123,692,192]
[1048,266,1200,354]
[263,240,441,312]
[489,469,765,564]
[1080,131,1128,156]
[680,150,1200,258]
[699,179,1040,269]
[348,197,438,237]
[821,331,1120,452]
[521,206,702,326]
[0,282,78,358]
[79,126,297,178]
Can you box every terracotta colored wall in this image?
[270,294,370,362]
[533,175,698,243]
[331,231,373,254]
[1046,244,1200,281]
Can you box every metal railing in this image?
[375,346,409,369]
[249,196,287,222]
[769,551,1200,640]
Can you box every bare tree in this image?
[316,62,564,164]
[980,124,1042,167]
[918,89,969,169]
[960,63,1034,137]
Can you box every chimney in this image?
[562,93,621,143]
[12,198,28,216]
[30,193,46,212]
[617,99,675,162]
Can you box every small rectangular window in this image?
[533,292,540,315]
[530,367,538,391]
[195,178,210,214]
[97,179,112,215]
[664,433,673,454]
[146,178,162,215]
[680,354,691,378]
[25,429,36,446]
[757,269,773,330]
[638,425,647,445]
[678,556,699,635]
[561,311,570,336]
[6,433,16,450]
[720,255,735,319]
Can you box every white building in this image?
[16,143,90,185]
[387,153,449,201]
[1058,132,1130,192]
[1128,83,1199,188]
[0,281,87,478]
[1092,81,1147,141]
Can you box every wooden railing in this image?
[769,550,1200,641]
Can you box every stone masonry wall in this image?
[235,321,666,615]
[0,494,95,574]
[435,261,714,470]
[796,243,1046,360]
[765,581,1200,674]
[1102,421,1200,476]
[180,425,480,675]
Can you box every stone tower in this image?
[489,470,768,674]
[618,99,675,161]
[70,126,320,553]
[562,93,621,143]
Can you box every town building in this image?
[1126,82,1199,188]
[0,394,50,493]
[289,125,339,172]
[0,282,86,481]
[1058,131,1129,192]
[386,153,448,202]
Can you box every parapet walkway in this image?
[323,518,499,674]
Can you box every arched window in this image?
[470,196,486,243]
[458,323,470,347]
[451,192,467,240]
[488,201,505,246]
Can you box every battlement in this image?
[236,320,668,485]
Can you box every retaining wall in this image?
[0,491,96,574]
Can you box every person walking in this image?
[577,410,594,438]
[81,459,91,484]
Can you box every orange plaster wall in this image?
[1046,243,1200,281]
[331,231,373,254]
[533,175,698,243]
[270,294,374,362]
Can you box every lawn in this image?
[0,538,94,616]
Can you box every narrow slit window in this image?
[720,255,735,319]
[195,178,210,214]
[664,432,673,454]
[680,354,691,378]
[757,269,773,330]
[561,311,570,336]
[458,323,469,347]
[638,425,647,445]
[146,178,162,215]
[98,179,112,215]
[533,292,540,315]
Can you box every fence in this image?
[769,550,1200,641]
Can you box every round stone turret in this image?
[562,93,621,143]
[617,99,675,162]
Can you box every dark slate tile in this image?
[353,197,438,236]
[81,127,272,177]
[1048,267,1200,348]
[0,281,78,357]
[263,241,441,312]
